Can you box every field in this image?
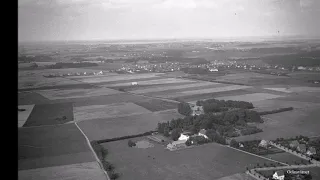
[215,93,284,102]
[75,73,164,83]
[152,85,251,99]
[18,123,95,170]
[18,105,35,127]
[235,103,320,141]
[36,87,122,100]
[154,109,185,120]
[262,152,310,165]
[133,99,179,112]
[18,92,50,105]
[18,161,107,180]
[74,102,151,121]
[23,102,74,127]
[78,113,167,141]
[101,138,277,180]
[129,81,219,94]
[96,76,167,86]
[18,76,81,90]
[101,78,196,87]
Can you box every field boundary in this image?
[96,131,157,144]
[74,121,110,180]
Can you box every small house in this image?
[273,170,285,180]
[290,140,299,149]
[307,147,317,156]
[297,144,307,153]
[258,140,268,148]
[198,129,208,139]
[239,143,244,148]
[131,82,138,86]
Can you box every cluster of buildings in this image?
[43,71,106,78]
[289,140,317,156]
[166,129,208,151]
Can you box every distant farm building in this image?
[131,82,138,86]
[209,68,219,72]
[178,134,190,141]
[273,170,285,180]
[258,140,268,148]
[166,140,187,150]
[307,147,317,156]
[198,129,208,139]
[190,104,203,116]
[297,144,307,153]
[290,140,299,149]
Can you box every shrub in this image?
[128,140,136,147]
[110,172,120,180]
[230,139,240,148]
[177,102,192,116]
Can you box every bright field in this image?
[36,88,122,100]
[215,93,284,102]
[78,113,167,141]
[129,81,218,94]
[18,161,106,180]
[18,105,35,127]
[74,102,151,122]
[18,76,81,90]
[101,138,276,180]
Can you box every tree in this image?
[171,128,182,141]
[185,139,192,146]
[163,127,170,137]
[230,139,240,148]
[110,172,120,180]
[177,102,192,116]
[128,140,136,147]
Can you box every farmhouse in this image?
[307,147,317,156]
[131,82,138,86]
[290,140,299,149]
[297,144,307,153]
[209,68,219,72]
[273,170,285,180]
[198,129,208,139]
[178,134,190,141]
[167,140,187,150]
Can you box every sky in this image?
[18,0,320,42]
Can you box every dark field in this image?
[23,102,74,127]
[78,113,166,141]
[101,138,277,180]
[133,99,178,112]
[173,89,252,102]
[18,123,95,170]
[18,83,96,92]
[18,92,50,105]
[262,152,310,165]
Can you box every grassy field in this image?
[133,99,178,112]
[18,123,95,170]
[129,81,219,94]
[215,93,284,102]
[153,85,251,99]
[74,102,151,121]
[18,105,35,127]
[23,102,73,127]
[96,76,167,86]
[18,92,50,105]
[101,138,277,180]
[143,83,232,97]
[102,78,196,87]
[154,109,185,120]
[78,113,167,141]
[36,87,122,100]
[235,104,320,141]
[77,73,164,83]
[262,152,310,165]
[18,76,81,90]
[18,161,107,180]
